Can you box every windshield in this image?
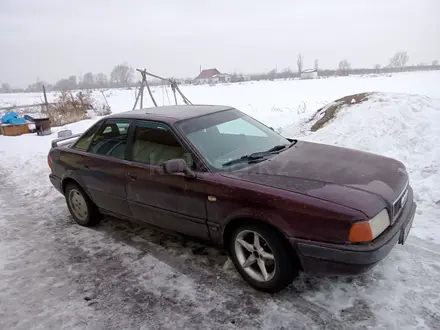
[176,109,290,170]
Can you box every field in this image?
[1,71,440,329]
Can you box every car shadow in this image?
[94,215,377,292]
[95,215,240,281]
[94,216,375,288]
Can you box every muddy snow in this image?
[1,71,440,329]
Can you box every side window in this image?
[103,122,130,134]
[72,122,102,152]
[88,119,131,159]
[131,121,193,167]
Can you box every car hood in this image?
[223,141,408,211]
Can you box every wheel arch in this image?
[61,175,95,204]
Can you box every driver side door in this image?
[125,120,210,239]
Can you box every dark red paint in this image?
[49,105,415,276]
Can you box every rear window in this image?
[72,122,102,152]
[88,119,132,159]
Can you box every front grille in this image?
[391,182,409,223]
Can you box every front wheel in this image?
[65,182,101,227]
[228,224,299,293]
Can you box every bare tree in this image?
[297,53,303,74]
[110,63,134,87]
[389,52,409,68]
[433,60,439,66]
[374,64,381,70]
[267,68,277,80]
[338,59,351,73]
[314,59,319,71]
[1,82,11,93]
[95,73,108,87]
[54,75,77,91]
[82,72,95,88]
[26,81,45,92]
[279,67,292,79]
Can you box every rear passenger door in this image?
[125,120,209,239]
[71,118,133,218]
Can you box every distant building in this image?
[195,68,221,84]
[300,69,318,79]
[212,73,232,83]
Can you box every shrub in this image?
[42,91,111,126]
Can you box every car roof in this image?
[106,104,233,123]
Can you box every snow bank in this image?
[281,92,440,242]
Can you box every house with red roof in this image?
[195,68,231,84]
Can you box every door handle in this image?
[127,172,137,181]
[83,164,90,169]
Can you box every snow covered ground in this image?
[1,71,440,329]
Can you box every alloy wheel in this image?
[234,230,276,282]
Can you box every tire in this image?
[228,223,299,293]
[65,182,101,227]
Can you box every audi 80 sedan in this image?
[48,105,416,293]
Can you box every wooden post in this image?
[132,87,141,110]
[42,85,49,111]
[171,81,178,105]
[144,76,157,107]
[139,71,145,109]
[132,68,191,109]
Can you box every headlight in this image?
[348,209,390,243]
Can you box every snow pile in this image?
[281,92,440,241]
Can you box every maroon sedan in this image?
[48,105,416,293]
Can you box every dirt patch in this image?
[309,92,372,132]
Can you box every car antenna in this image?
[132,69,192,110]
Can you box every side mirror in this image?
[269,127,274,131]
[162,159,196,179]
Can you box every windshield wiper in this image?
[265,144,290,152]
[249,140,297,157]
[221,141,297,168]
[221,154,268,167]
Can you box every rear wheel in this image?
[228,224,299,293]
[65,182,101,227]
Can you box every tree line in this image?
[1,62,138,93]
[250,52,439,80]
[1,52,439,93]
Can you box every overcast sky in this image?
[1,0,439,87]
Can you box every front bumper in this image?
[290,187,416,276]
